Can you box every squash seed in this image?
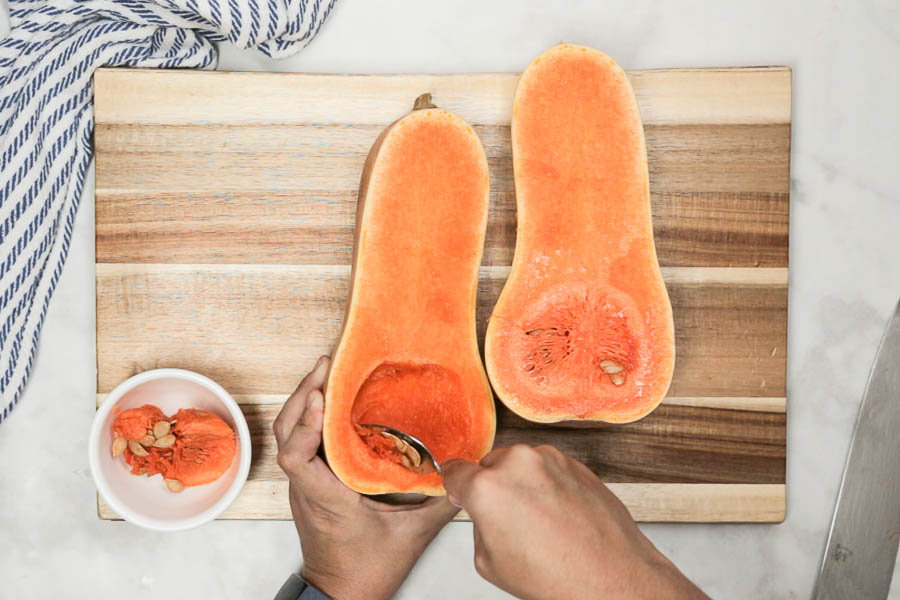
[128,440,149,457]
[377,430,424,470]
[600,360,624,374]
[404,444,422,468]
[610,373,625,386]
[165,479,184,493]
[112,436,127,458]
[379,430,408,452]
[139,434,155,447]
[153,434,176,448]
[152,420,171,439]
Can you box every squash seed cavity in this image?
[515,283,641,390]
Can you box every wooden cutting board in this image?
[93,66,790,522]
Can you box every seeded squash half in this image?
[485,44,675,423]
[324,95,496,495]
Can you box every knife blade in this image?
[813,299,900,600]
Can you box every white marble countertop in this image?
[3,1,900,598]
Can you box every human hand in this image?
[442,445,709,600]
[274,356,459,600]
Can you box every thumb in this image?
[441,458,484,510]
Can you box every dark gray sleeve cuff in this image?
[274,573,332,600]
[299,583,332,600]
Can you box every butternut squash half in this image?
[324,95,496,495]
[485,44,675,423]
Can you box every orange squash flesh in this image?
[485,44,675,423]
[324,96,496,495]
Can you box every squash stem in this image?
[413,93,437,111]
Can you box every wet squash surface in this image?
[485,45,676,423]
[324,97,496,495]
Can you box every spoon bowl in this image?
[358,424,440,474]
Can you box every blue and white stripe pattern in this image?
[0,0,336,423]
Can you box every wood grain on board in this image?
[99,481,786,523]
[95,264,787,399]
[94,66,791,522]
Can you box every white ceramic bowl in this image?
[88,369,251,531]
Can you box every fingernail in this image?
[447,493,463,508]
[316,355,329,368]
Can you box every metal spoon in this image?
[358,424,440,474]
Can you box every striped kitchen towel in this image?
[0,0,337,423]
